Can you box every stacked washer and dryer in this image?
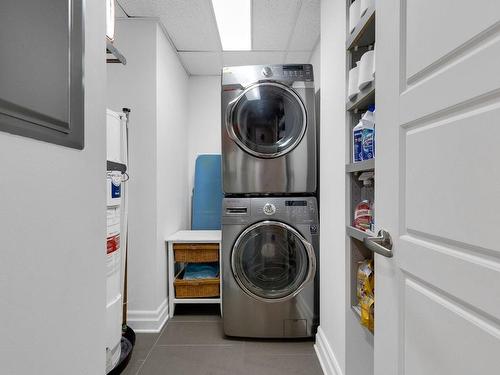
[221,64,319,338]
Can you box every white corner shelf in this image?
[346,80,375,112]
[106,41,127,65]
[346,0,377,354]
[352,304,362,318]
[346,7,375,50]
[166,230,222,317]
[346,159,375,173]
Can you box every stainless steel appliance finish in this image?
[222,197,319,338]
[221,64,317,194]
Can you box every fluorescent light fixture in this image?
[212,0,251,51]
[106,0,115,41]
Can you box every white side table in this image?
[166,230,222,317]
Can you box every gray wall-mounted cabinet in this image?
[0,0,84,149]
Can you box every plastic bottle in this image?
[353,119,364,163]
[354,172,375,232]
[361,105,375,160]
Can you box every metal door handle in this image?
[363,230,393,258]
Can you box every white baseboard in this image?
[127,299,169,333]
[315,326,343,375]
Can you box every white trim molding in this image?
[315,326,343,375]
[127,299,169,333]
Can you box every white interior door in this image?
[375,1,500,374]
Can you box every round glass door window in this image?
[228,82,307,158]
[231,221,313,301]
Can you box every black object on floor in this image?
[173,303,221,316]
[108,325,136,375]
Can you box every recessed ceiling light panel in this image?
[212,0,251,51]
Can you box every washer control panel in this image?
[285,200,315,217]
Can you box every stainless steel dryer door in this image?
[231,221,316,303]
[226,82,307,159]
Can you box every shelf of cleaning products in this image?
[353,304,374,334]
[347,7,375,50]
[346,159,375,173]
[346,80,375,111]
[106,41,127,65]
[347,225,375,242]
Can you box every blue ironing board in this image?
[191,155,223,230]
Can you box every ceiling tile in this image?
[115,2,128,18]
[222,51,286,67]
[252,0,301,50]
[118,0,222,51]
[284,51,312,64]
[117,0,156,16]
[288,0,320,51]
[179,52,222,75]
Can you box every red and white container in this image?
[106,206,122,372]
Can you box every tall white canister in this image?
[349,0,361,33]
[105,109,127,373]
[358,46,375,90]
[106,204,122,372]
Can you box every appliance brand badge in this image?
[310,225,318,234]
[263,203,276,216]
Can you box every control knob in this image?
[262,66,273,77]
[263,203,276,215]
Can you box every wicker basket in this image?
[174,276,220,298]
[173,243,219,263]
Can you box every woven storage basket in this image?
[173,243,219,263]
[174,277,220,298]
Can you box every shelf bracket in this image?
[106,41,127,65]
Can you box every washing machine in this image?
[222,197,319,338]
[221,64,317,194]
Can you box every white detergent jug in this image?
[361,108,375,160]
[353,119,364,163]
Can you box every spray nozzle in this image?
[358,172,374,186]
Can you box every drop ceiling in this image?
[116,0,320,75]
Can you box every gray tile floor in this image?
[122,307,323,375]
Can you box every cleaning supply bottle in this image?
[353,119,364,163]
[354,172,374,232]
[361,105,375,160]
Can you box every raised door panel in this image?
[375,0,500,373]
[405,0,500,80]
[0,0,84,149]
[404,278,500,375]
[404,102,498,251]
[396,0,500,372]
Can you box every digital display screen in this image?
[285,201,307,206]
[283,65,304,71]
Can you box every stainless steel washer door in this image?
[231,221,316,303]
[226,82,307,159]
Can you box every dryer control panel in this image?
[281,65,313,81]
[259,65,314,81]
[222,64,315,86]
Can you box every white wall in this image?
[107,19,159,320]
[186,76,222,218]
[0,0,107,373]
[315,0,347,374]
[156,23,190,307]
[107,19,189,331]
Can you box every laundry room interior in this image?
[1,0,498,375]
